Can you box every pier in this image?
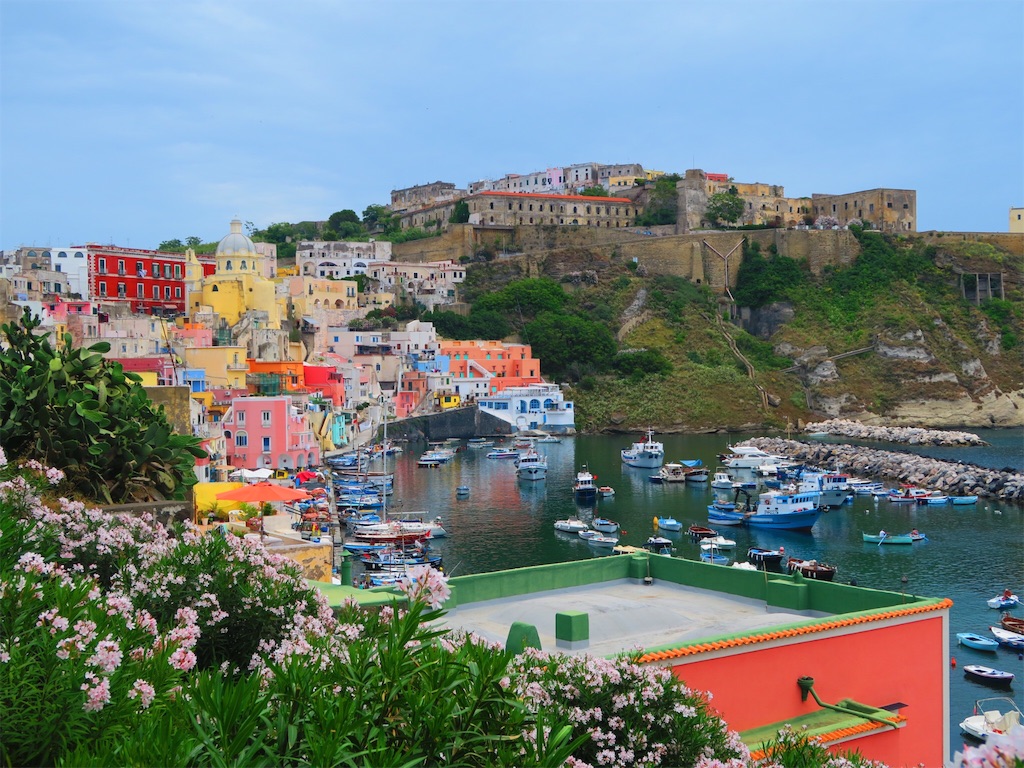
[743,437,1024,502]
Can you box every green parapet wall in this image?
[448,557,633,606]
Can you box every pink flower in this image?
[168,647,197,672]
[128,679,156,709]
[88,639,123,674]
[82,677,111,712]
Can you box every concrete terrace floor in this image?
[442,579,831,658]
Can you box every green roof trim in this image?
[739,699,906,752]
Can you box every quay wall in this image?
[745,438,1024,502]
[382,406,517,442]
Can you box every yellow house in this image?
[289,277,359,316]
[184,346,249,390]
[435,390,461,410]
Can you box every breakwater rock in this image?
[743,438,1024,503]
[802,419,987,447]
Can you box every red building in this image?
[86,245,216,316]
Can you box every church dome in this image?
[216,219,256,256]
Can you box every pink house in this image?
[223,395,319,471]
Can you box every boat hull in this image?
[957,633,999,651]
[862,533,915,545]
[963,665,1015,686]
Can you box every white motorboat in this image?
[711,469,736,490]
[620,429,665,469]
[574,464,598,501]
[584,533,619,549]
[720,445,787,470]
[591,517,620,534]
[554,518,588,533]
[959,697,1022,741]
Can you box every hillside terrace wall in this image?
[918,230,1024,257]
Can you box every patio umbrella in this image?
[216,482,311,504]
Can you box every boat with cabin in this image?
[960,697,1023,741]
[644,536,674,554]
[591,517,620,534]
[620,429,665,469]
[573,464,598,502]
[514,449,548,481]
[719,445,788,470]
[711,468,736,490]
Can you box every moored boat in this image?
[584,533,620,549]
[653,516,682,532]
[747,546,785,567]
[787,557,837,581]
[591,517,620,534]
[573,464,598,502]
[963,665,1015,687]
[699,544,730,565]
[733,488,823,531]
[554,517,589,533]
[951,495,979,505]
[887,485,931,503]
[486,447,520,460]
[1001,614,1024,634]
[515,449,548,481]
[598,486,615,497]
[699,535,736,550]
[620,429,665,469]
[644,536,674,554]
[687,524,718,540]
[957,632,999,651]
[987,591,1021,610]
[959,697,1023,741]
[989,625,1024,650]
[710,468,735,490]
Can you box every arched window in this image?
[543,398,555,410]
[212,285,219,292]
[529,398,541,410]
[225,260,233,270]
[240,260,247,270]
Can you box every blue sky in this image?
[2,0,1021,250]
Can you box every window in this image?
[98,258,106,274]
[236,432,248,447]
[75,251,84,258]
[98,283,107,296]
[117,283,126,297]
[262,437,271,452]
[153,287,159,300]
[152,264,160,277]
[164,265,171,278]
[903,203,909,209]
[164,287,171,299]
[262,411,272,425]
[174,265,181,278]
[237,411,245,424]
[118,260,125,274]
[175,287,181,298]
[887,202,893,208]
[137,284,144,298]
[869,203,875,213]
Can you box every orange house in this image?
[247,359,307,395]
[438,340,544,391]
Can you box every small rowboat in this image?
[598,486,615,497]
[787,557,837,581]
[963,665,1015,686]
[957,632,999,651]
[699,545,730,565]
[687,524,718,540]
[644,536,674,555]
[554,518,588,533]
[747,547,785,566]
[1001,614,1024,633]
[585,533,620,549]
[699,535,736,550]
[862,531,914,545]
[990,626,1024,650]
[987,593,1021,610]
[951,495,978,505]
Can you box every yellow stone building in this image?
[192,220,284,328]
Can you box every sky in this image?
[1,0,1022,250]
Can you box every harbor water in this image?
[370,429,1023,760]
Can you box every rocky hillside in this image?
[462,231,1023,433]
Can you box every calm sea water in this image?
[373,428,1023,760]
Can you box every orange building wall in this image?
[670,614,946,767]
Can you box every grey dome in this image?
[216,219,256,256]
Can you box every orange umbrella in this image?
[216,482,311,504]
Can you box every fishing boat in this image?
[514,449,548,481]
[728,488,823,531]
[598,486,615,497]
[554,517,589,533]
[957,632,999,651]
[687,524,718,540]
[573,464,598,502]
[577,529,600,542]
[887,485,931,503]
[951,495,979,505]
[644,536,674,554]
[536,434,562,444]
[747,546,785,567]
[620,429,665,469]
[683,463,710,482]
[653,516,682,532]
[959,697,1023,741]
[921,492,950,505]
[787,557,837,581]
[987,591,1021,610]
[706,503,746,526]
[813,473,852,509]
[862,531,915,545]
[591,517,620,534]
[467,438,494,449]
[989,625,1024,651]
[963,665,1015,687]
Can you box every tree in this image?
[523,312,616,381]
[474,278,567,321]
[157,239,184,251]
[635,175,679,226]
[363,204,398,233]
[185,236,202,248]
[0,310,205,502]
[579,186,609,197]
[449,200,470,224]
[328,209,361,230]
[706,192,745,226]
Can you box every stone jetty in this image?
[802,419,987,447]
[743,437,1024,503]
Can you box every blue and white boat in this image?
[708,488,822,531]
[699,544,730,565]
[653,516,683,531]
[951,495,979,505]
[573,464,598,502]
[620,429,665,469]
